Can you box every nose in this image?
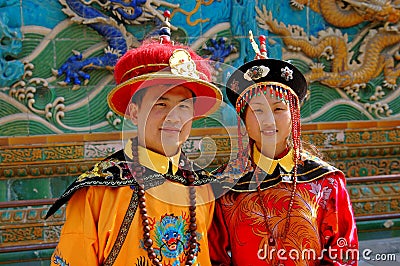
[165,105,181,123]
[257,113,275,126]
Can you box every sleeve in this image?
[208,199,232,266]
[320,172,359,266]
[50,187,104,266]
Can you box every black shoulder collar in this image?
[46,150,216,218]
[215,151,342,192]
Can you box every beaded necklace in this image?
[130,137,199,266]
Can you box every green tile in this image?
[357,219,400,241]
[50,176,76,198]
[10,178,51,200]
[0,180,8,201]
[0,249,53,266]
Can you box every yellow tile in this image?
[301,123,318,131]
[0,137,9,147]
[317,122,348,130]
[8,136,48,146]
[47,134,84,144]
[83,132,121,142]
[347,121,378,129]
[377,120,400,128]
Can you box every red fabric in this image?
[108,40,222,118]
[209,172,358,265]
[114,40,212,84]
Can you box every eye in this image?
[155,102,167,107]
[179,101,193,109]
[179,103,192,109]
[274,104,288,111]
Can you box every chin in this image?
[163,144,181,155]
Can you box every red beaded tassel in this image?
[236,115,245,172]
[283,92,301,238]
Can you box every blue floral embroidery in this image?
[53,255,69,266]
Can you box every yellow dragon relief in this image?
[290,0,400,28]
[255,4,400,92]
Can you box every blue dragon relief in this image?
[54,0,179,88]
[0,12,24,88]
[202,37,236,70]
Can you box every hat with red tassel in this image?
[108,11,222,119]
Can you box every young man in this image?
[46,38,222,265]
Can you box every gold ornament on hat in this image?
[169,49,200,79]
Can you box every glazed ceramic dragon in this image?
[290,0,400,28]
[256,2,400,90]
[54,0,179,87]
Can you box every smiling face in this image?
[244,93,292,158]
[129,85,194,157]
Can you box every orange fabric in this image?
[52,183,215,265]
[50,146,215,265]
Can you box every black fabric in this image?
[214,154,341,192]
[45,149,216,219]
[226,58,308,106]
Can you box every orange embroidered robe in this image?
[47,146,216,266]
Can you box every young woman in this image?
[209,38,358,265]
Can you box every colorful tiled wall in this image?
[0,0,399,264]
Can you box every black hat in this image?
[226,58,308,113]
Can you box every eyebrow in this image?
[250,100,284,107]
[157,96,194,103]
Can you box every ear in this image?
[128,103,139,125]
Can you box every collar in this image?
[252,144,295,174]
[124,139,180,175]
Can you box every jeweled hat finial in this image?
[249,30,268,60]
[159,10,171,44]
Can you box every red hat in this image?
[108,40,222,119]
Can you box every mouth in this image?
[260,129,277,136]
[160,127,181,133]
[166,240,178,250]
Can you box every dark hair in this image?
[131,87,148,107]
